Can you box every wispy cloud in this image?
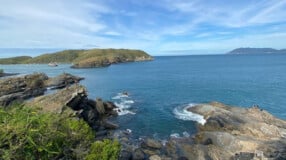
[0,0,285,56]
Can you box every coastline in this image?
[1,73,285,159]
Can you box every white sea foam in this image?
[124,100,135,104]
[173,103,206,125]
[182,131,190,138]
[112,92,136,116]
[170,133,180,138]
[112,93,129,100]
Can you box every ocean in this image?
[1,54,286,139]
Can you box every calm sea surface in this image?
[1,54,286,139]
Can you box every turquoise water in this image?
[1,54,286,138]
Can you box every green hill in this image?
[0,49,153,68]
[0,56,32,64]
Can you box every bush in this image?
[0,69,3,74]
[86,139,121,160]
[0,105,94,159]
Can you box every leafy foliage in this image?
[0,105,94,159]
[86,139,121,160]
[0,69,3,74]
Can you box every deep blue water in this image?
[1,54,286,139]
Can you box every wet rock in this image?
[132,148,145,160]
[104,101,117,110]
[102,120,119,129]
[142,138,162,150]
[149,155,161,160]
[119,150,132,160]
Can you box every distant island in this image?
[0,48,153,68]
[227,48,286,54]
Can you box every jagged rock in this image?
[102,120,119,129]
[104,101,117,111]
[45,73,84,89]
[142,138,162,150]
[96,98,105,115]
[132,148,145,160]
[28,85,87,113]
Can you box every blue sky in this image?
[0,0,286,57]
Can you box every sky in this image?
[0,0,286,57]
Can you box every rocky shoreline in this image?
[0,73,285,160]
[0,72,18,78]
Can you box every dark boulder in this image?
[119,150,132,160]
[132,148,145,160]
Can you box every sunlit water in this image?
[1,54,286,139]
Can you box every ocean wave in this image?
[173,103,206,125]
[112,93,129,100]
[112,92,135,116]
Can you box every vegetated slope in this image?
[0,48,153,68]
[26,49,82,63]
[71,49,153,68]
[0,56,32,64]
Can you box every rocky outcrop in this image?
[0,73,84,107]
[45,73,84,89]
[178,102,286,159]
[0,73,48,106]
[28,84,119,130]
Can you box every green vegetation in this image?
[28,49,82,64]
[0,49,153,68]
[0,69,3,74]
[0,56,32,64]
[86,140,121,160]
[0,105,120,160]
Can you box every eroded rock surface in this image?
[181,102,286,159]
[0,73,84,106]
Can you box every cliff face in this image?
[0,49,153,68]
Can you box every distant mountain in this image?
[0,49,153,68]
[227,48,286,54]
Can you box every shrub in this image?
[86,139,121,160]
[0,69,3,74]
[0,105,94,159]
